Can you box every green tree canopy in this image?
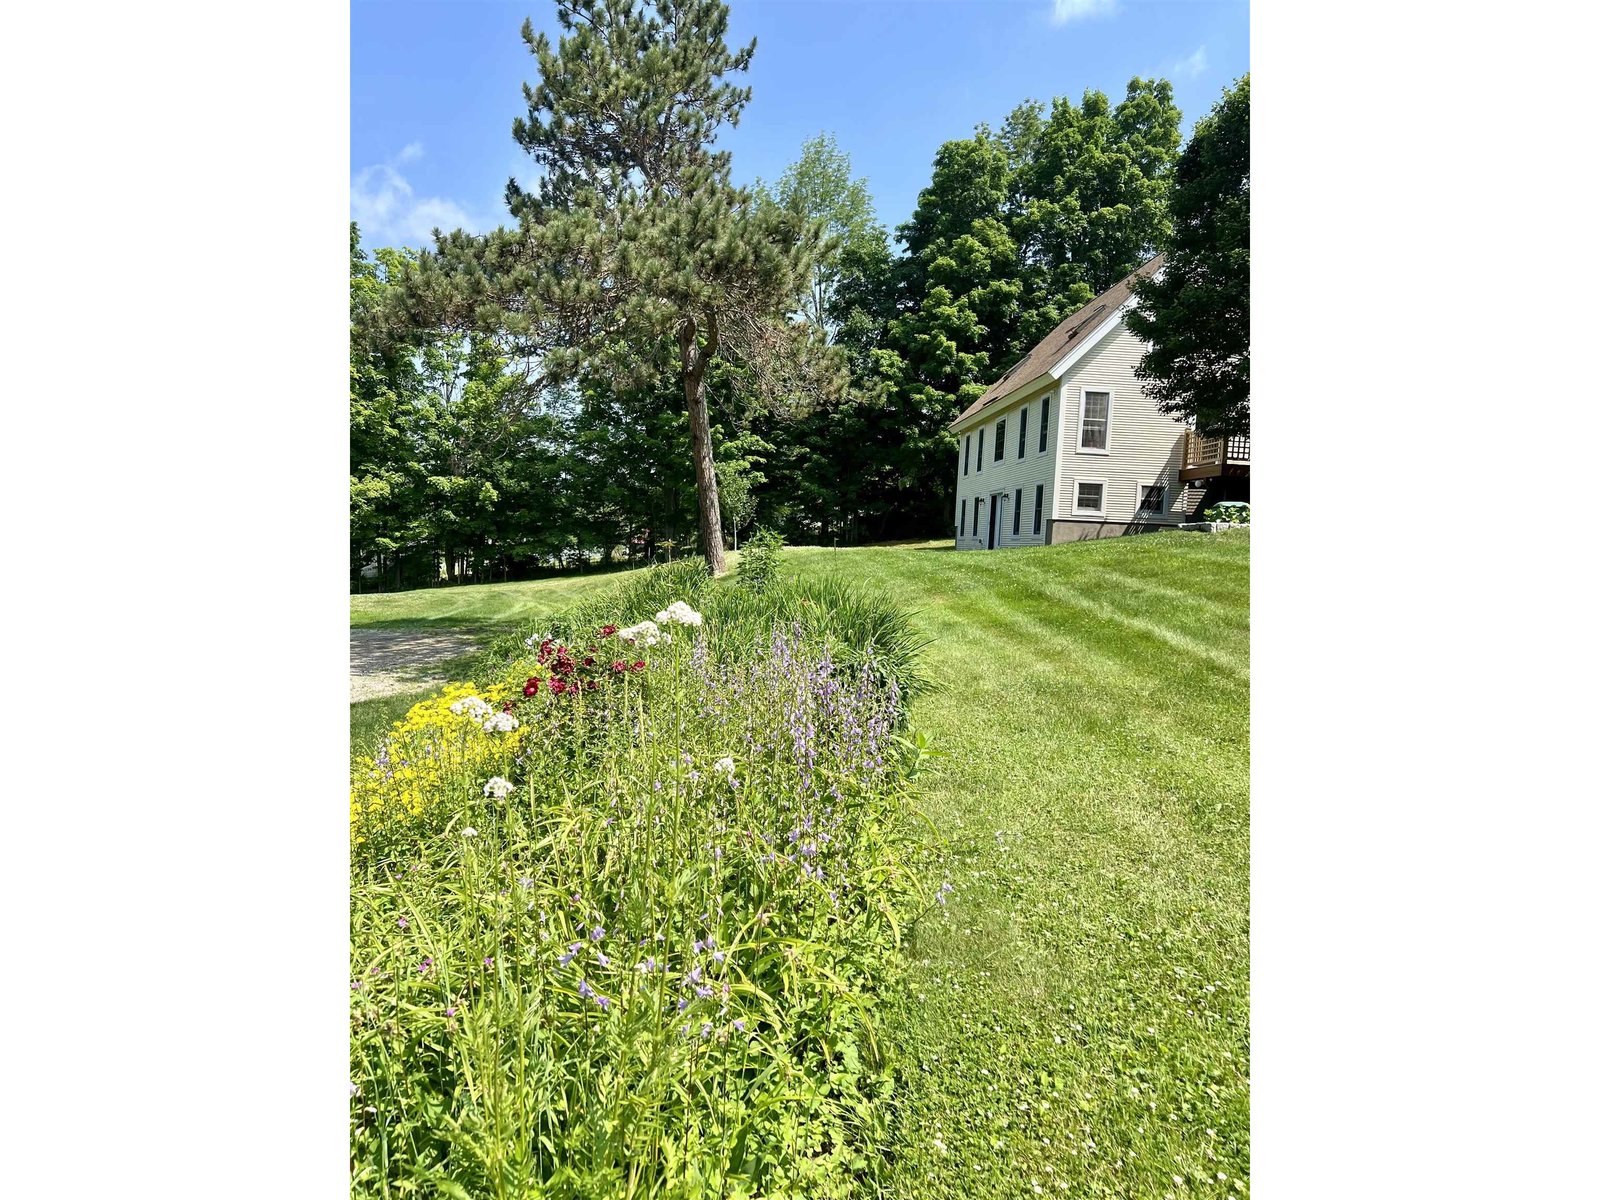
[401,0,836,574]
[1127,74,1250,436]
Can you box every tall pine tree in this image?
[405,0,832,574]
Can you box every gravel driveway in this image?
[350,628,484,702]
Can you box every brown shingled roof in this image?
[949,254,1164,429]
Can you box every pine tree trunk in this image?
[680,318,727,575]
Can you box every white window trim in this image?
[1072,476,1108,517]
[1076,387,1112,455]
[1135,479,1172,521]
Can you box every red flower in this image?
[631,660,646,672]
[611,660,626,673]
[582,655,595,667]
[550,678,567,695]
[600,624,618,638]
[523,678,540,697]
[502,700,514,713]
[586,679,600,691]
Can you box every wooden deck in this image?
[1179,431,1250,481]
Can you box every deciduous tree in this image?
[1127,75,1250,435]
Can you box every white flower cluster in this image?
[483,776,514,799]
[712,756,736,780]
[482,712,520,733]
[618,619,670,647]
[656,600,704,627]
[522,633,549,650]
[449,695,493,720]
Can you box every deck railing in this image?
[1183,431,1251,469]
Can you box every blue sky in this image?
[352,0,1249,250]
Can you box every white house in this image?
[949,255,1249,549]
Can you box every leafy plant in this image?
[351,572,932,1196]
[736,528,785,594]
[1203,502,1250,525]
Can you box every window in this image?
[994,419,1006,462]
[1018,407,1028,457]
[1137,483,1166,514]
[963,434,970,476]
[1073,479,1106,516]
[1039,393,1050,453]
[976,428,984,471]
[1078,389,1111,452]
[1012,488,1022,535]
[960,498,967,536]
[1033,483,1044,534]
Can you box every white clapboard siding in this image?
[952,374,1060,550]
[1052,316,1190,527]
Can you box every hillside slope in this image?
[787,533,1250,1198]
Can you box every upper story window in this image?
[1078,390,1111,452]
[1039,393,1050,453]
[963,434,971,476]
[1018,407,1028,457]
[976,428,984,471]
[994,419,1006,462]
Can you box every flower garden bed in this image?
[350,563,931,1197]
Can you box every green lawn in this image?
[348,531,1249,1196]
[350,568,649,631]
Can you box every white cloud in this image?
[1050,0,1118,25]
[350,145,480,249]
[1174,46,1209,79]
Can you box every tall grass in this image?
[351,570,929,1196]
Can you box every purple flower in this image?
[396,916,408,929]
[418,957,432,975]
[733,1019,747,1033]
[696,985,713,999]
[483,956,495,969]
[590,925,606,942]
[444,1006,456,1017]
[558,942,582,967]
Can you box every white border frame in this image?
[1077,387,1113,455]
[1071,476,1108,517]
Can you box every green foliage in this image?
[1128,75,1250,436]
[398,0,844,574]
[350,535,1251,1196]
[734,527,784,594]
[760,132,885,335]
[351,574,928,1197]
[1203,502,1251,524]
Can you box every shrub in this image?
[735,527,784,594]
[351,582,929,1197]
[1203,501,1251,524]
